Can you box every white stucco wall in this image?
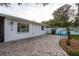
[47,28,52,34]
[4,18,47,42]
[32,24,47,36]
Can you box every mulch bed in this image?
[60,38,79,56]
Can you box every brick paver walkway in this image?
[0,35,68,56]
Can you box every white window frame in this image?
[41,26,44,30]
[17,22,29,33]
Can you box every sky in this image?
[0,3,76,23]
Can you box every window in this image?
[41,26,44,30]
[17,23,29,33]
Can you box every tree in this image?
[0,3,49,7]
[53,4,71,21]
[42,19,54,27]
[73,16,79,27]
[73,3,79,27]
[53,4,74,46]
[0,3,24,7]
[72,3,79,27]
[0,3,11,7]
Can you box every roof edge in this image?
[0,13,49,26]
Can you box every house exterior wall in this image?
[32,24,47,36]
[47,28,52,34]
[4,18,47,42]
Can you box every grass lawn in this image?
[71,35,79,40]
[69,51,79,56]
